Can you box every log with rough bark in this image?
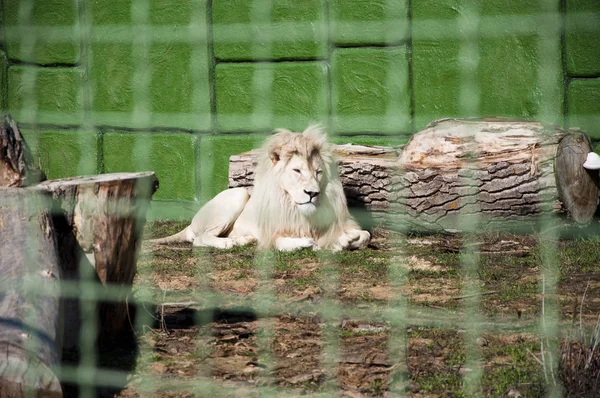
[0,114,45,187]
[228,118,599,232]
[395,119,597,231]
[37,172,159,332]
[229,143,400,212]
[0,188,63,398]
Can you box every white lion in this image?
[150,125,371,251]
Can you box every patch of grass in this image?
[289,275,320,290]
[212,252,255,270]
[133,222,600,396]
[148,250,198,276]
[502,283,537,302]
[557,237,600,274]
[404,244,462,267]
[483,339,544,397]
[484,366,545,397]
[144,220,189,240]
[368,378,386,395]
[408,266,460,279]
[273,248,318,262]
[339,328,387,338]
[212,243,258,256]
[417,372,463,397]
[445,350,466,367]
[336,250,390,285]
[480,251,537,269]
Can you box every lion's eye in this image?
[316,170,322,175]
[293,168,301,174]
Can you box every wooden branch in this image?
[0,188,63,398]
[228,118,599,232]
[0,114,45,187]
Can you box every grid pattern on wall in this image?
[0,0,598,213]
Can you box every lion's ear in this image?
[270,149,280,165]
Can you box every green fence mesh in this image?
[1,0,600,397]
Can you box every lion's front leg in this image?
[275,237,318,252]
[336,229,371,251]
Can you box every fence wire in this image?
[2,0,599,397]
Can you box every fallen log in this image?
[37,172,159,332]
[395,119,597,231]
[229,143,400,212]
[228,118,599,232]
[0,188,63,398]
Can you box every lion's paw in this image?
[339,230,370,250]
[275,237,318,252]
[214,239,235,249]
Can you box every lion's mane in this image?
[248,125,360,250]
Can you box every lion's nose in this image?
[304,190,320,200]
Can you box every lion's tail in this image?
[148,226,192,245]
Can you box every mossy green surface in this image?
[198,134,263,202]
[212,0,327,60]
[89,0,211,130]
[8,66,84,125]
[20,129,99,179]
[103,132,198,201]
[0,51,7,112]
[412,0,563,130]
[3,0,80,64]
[331,0,408,45]
[568,78,600,139]
[565,0,600,76]
[215,62,329,132]
[331,47,411,134]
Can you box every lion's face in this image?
[278,153,325,216]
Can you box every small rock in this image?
[458,367,473,376]
[507,389,522,397]
[408,381,421,393]
[242,365,260,375]
[476,337,489,347]
[151,362,167,374]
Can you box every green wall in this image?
[1,0,599,218]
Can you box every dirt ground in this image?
[99,222,600,397]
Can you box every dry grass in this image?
[104,223,600,397]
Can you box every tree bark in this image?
[228,118,598,232]
[0,188,63,398]
[0,114,45,187]
[229,143,399,212]
[37,172,159,332]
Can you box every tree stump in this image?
[37,172,159,332]
[228,119,599,232]
[0,188,63,398]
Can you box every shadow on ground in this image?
[60,304,257,397]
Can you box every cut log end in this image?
[555,131,599,224]
[37,172,159,333]
[0,345,63,398]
